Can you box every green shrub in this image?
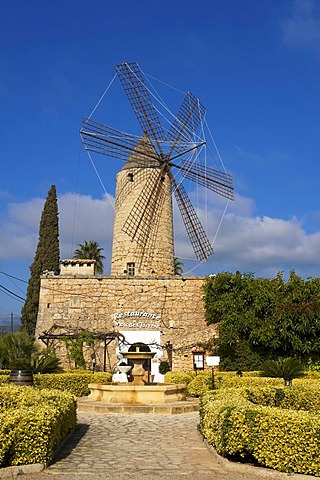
[34,371,112,397]
[200,387,320,475]
[164,371,195,385]
[187,372,212,396]
[260,357,305,379]
[159,361,171,375]
[0,332,37,369]
[0,385,76,467]
[0,333,62,373]
[305,370,320,379]
[242,384,320,413]
[253,407,320,475]
[215,374,283,390]
[200,391,257,457]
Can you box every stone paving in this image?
[12,411,316,480]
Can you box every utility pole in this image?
[11,313,14,333]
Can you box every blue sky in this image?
[1,0,320,323]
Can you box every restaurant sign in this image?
[113,311,161,330]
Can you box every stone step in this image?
[77,397,199,415]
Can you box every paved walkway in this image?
[17,412,312,480]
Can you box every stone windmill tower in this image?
[111,133,175,276]
[80,62,234,277]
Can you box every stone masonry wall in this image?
[35,275,217,372]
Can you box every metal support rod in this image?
[103,337,107,372]
[211,367,215,390]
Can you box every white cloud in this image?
[0,193,115,269]
[281,0,320,54]
[59,193,115,263]
[174,190,320,279]
[1,188,320,280]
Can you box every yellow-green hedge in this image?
[0,385,76,467]
[200,388,320,475]
[34,371,112,397]
[165,370,285,397]
[164,371,195,385]
[242,384,320,412]
[187,371,212,396]
[0,371,116,396]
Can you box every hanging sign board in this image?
[206,356,220,367]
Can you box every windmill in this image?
[80,62,234,277]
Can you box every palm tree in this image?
[0,331,37,369]
[174,257,184,276]
[73,241,105,274]
[0,332,62,373]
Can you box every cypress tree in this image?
[21,185,60,335]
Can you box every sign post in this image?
[206,356,220,390]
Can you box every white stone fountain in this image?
[84,344,187,405]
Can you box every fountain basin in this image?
[87,382,186,404]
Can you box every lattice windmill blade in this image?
[170,159,234,201]
[80,117,161,166]
[166,92,206,157]
[170,174,214,262]
[81,61,233,268]
[115,62,166,157]
[122,167,167,248]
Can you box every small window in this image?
[128,173,134,182]
[193,352,204,370]
[127,262,135,277]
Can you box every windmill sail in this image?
[81,61,234,272]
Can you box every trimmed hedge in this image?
[34,371,112,397]
[164,371,195,385]
[0,371,112,396]
[187,372,212,396]
[242,384,320,412]
[165,370,285,397]
[0,385,76,467]
[200,386,320,475]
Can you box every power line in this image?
[0,269,28,283]
[0,284,25,302]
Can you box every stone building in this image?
[35,136,217,374]
[35,261,216,374]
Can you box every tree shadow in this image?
[48,422,90,465]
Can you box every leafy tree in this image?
[73,240,105,274]
[203,271,320,370]
[21,185,60,335]
[174,257,184,276]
